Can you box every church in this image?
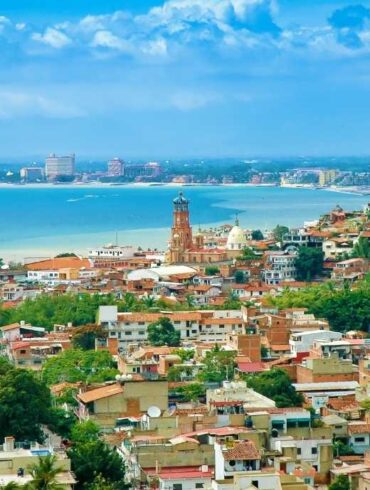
[167,192,247,265]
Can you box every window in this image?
[297,448,301,455]
[173,485,182,490]
[195,484,204,489]
[355,437,365,443]
[138,322,145,325]
[20,350,26,354]
[251,481,259,488]
[311,447,317,455]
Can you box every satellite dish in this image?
[147,406,161,418]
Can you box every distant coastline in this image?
[0,181,369,196]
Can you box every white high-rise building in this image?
[45,153,75,180]
[107,157,124,177]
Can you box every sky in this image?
[1,0,370,158]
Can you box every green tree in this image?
[234,270,246,284]
[70,421,100,444]
[54,253,77,258]
[239,247,257,260]
[205,266,220,276]
[175,348,195,362]
[333,440,355,457]
[147,317,180,347]
[0,369,52,442]
[251,230,264,241]
[270,278,370,332]
[42,349,118,385]
[176,383,206,402]
[0,293,116,329]
[0,483,22,490]
[27,454,64,489]
[245,368,303,408]
[294,247,324,281]
[328,475,350,490]
[352,236,370,259]
[71,324,107,350]
[68,439,126,490]
[47,407,76,439]
[198,347,236,383]
[273,225,289,244]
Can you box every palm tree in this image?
[0,483,22,490]
[27,455,64,490]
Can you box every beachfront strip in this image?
[0,192,369,489]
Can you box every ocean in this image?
[0,185,367,261]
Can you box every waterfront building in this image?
[20,166,44,182]
[45,153,75,180]
[88,244,136,262]
[107,157,124,177]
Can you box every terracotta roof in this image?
[10,341,31,350]
[27,257,91,271]
[271,344,290,351]
[348,423,370,435]
[145,466,214,479]
[237,362,267,373]
[223,440,260,461]
[77,384,124,404]
[1,322,21,331]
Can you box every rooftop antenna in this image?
[235,213,239,226]
[115,231,118,246]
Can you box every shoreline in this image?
[0,181,368,195]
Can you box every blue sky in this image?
[1,0,370,158]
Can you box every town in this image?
[0,192,369,489]
[0,154,370,193]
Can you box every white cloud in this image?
[32,27,72,49]
[0,89,84,118]
[90,30,133,53]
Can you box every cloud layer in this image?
[1,0,370,63]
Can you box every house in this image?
[0,436,75,489]
[296,356,358,384]
[214,440,261,480]
[77,379,169,429]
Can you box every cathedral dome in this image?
[226,219,247,251]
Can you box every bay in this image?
[0,185,367,261]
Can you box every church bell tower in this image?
[169,192,193,263]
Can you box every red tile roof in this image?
[223,440,260,461]
[237,362,266,373]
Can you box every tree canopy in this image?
[251,230,264,241]
[273,225,289,244]
[0,294,116,330]
[71,324,107,350]
[0,368,52,442]
[352,236,370,259]
[270,278,370,332]
[328,475,350,490]
[42,349,118,385]
[197,346,236,383]
[147,317,180,347]
[245,368,303,408]
[69,439,127,490]
[27,454,65,489]
[294,247,323,281]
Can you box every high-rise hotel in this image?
[45,153,75,180]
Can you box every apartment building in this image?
[98,306,244,352]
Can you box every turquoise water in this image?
[0,185,367,260]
